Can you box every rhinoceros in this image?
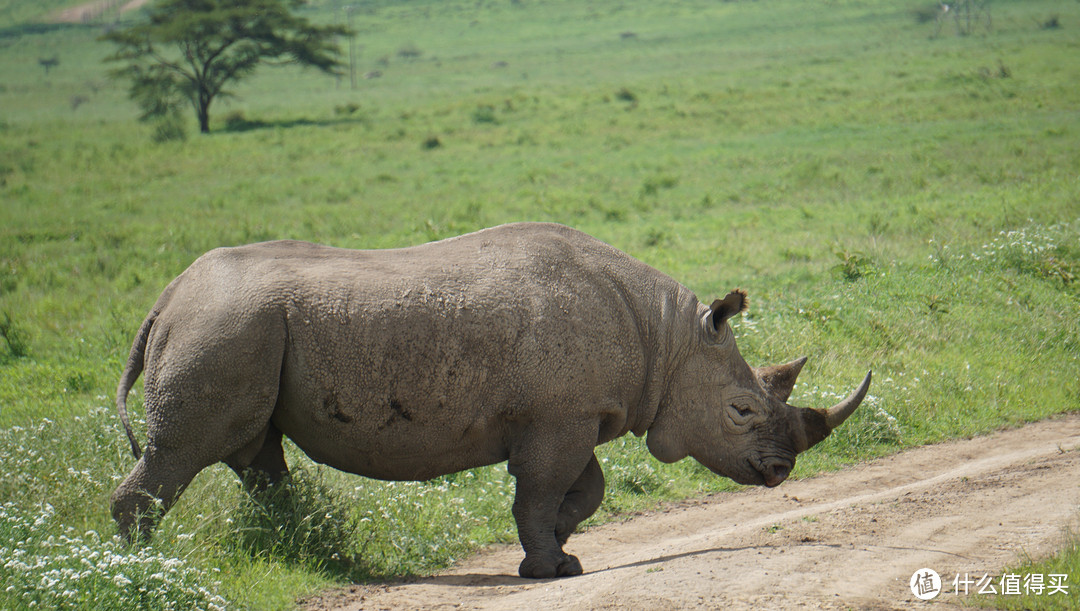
[112,222,870,578]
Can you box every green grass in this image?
[1,0,1079,608]
[969,524,1080,610]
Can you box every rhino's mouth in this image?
[750,457,793,488]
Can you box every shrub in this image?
[151,112,186,143]
[334,103,361,116]
[222,111,267,133]
[641,175,678,196]
[614,87,637,103]
[225,467,360,576]
[472,105,498,124]
[912,4,940,24]
[0,312,28,360]
[833,246,872,281]
[397,43,422,60]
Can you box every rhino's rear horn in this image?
[755,356,808,403]
[822,370,872,430]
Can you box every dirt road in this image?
[305,414,1080,610]
[50,0,149,24]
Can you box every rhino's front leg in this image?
[508,424,597,579]
[556,453,605,547]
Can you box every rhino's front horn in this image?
[821,370,873,429]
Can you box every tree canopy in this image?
[102,0,351,133]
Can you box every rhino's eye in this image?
[729,403,754,420]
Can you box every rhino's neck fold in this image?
[627,281,699,438]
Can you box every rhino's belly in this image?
[280,417,511,481]
[271,379,512,481]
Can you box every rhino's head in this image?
[646,289,871,488]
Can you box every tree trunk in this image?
[197,93,212,133]
[197,104,210,133]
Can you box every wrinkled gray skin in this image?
[112,222,870,578]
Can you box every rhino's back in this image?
[218,222,631,288]
[188,222,658,327]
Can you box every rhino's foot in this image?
[557,554,583,577]
[518,552,583,579]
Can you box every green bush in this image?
[472,105,498,124]
[150,112,187,144]
[0,312,28,360]
[226,468,360,576]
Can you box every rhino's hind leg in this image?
[555,453,605,547]
[224,422,289,494]
[111,446,205,543]
[113,413,282,541]
[113,414,282,542]
[112,313,286,542]
[508,422,597,579]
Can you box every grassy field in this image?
[1,0,1078,608]
[963,516,1080,610]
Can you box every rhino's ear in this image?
[709,289,748,331]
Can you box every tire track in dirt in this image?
[304,414,1080,610]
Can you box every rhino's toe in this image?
[556,554,583,577]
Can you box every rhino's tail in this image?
[116,310,157,460]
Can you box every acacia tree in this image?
[103,0,351,133]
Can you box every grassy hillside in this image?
[1,0,1078,608]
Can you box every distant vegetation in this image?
[1,0,1077,609]
[101,0,351,135]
